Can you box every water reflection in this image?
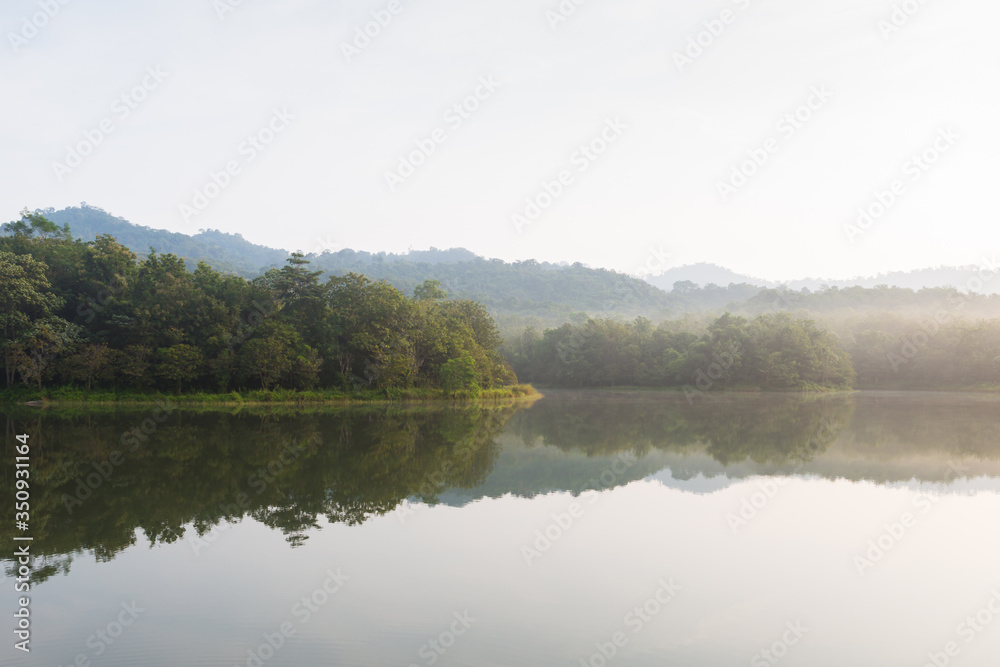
[1,403,516,582]
[4,390,1000,579]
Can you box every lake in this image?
[3,390,1000,666]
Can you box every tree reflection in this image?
[5,391,1000,579]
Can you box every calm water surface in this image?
[2,390,1000,666]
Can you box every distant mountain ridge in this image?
[646,261,1000,295]
[5,206,998,324]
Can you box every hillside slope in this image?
[4,205,678,322]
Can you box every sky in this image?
[2,0,998,281]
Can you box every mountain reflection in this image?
[5,390,1000,578]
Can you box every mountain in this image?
[7,205,998,325]
[647,262,1000,295]
[33,205,288,277]
[782,266,1000,294]
[644,263,770,291]
[3,205,677,323]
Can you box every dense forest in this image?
[5,208,1000,395]
[505,313,857,391]
[1,211,515,395]
[505,310,1000,390]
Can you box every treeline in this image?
[839,314,1000,388]
[1,211,515,394]
[506,313,857,390]
[506,310,1000,391]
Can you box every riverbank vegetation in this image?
[505,311,1000,391]
[5,210,1000,399]
[505,313,857,390]
[0,384,539,406]
[1,211,517,398]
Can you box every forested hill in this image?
[30,205,288,276]
[5,205,680,321]
[7,206,1000,325]
[306,252,678,321]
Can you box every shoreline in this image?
[8,383,1000,409]
[2,385,542,408]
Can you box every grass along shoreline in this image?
[1,384,540,407]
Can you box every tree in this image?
[440,352,479,393]
[63,343,112,390]
[237,322,314,390]
[8,317,80,388]
[240,337,293,390]
[6,209,72,240]
[288,348,323,390]
[849,330,895,387]
[325,273,414,387]
[414,279,447,301]
[0,251,63,386]
[157,344,205,392]
[112,345,154,388]
[743,314,855,389]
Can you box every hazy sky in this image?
[3,0,997,281]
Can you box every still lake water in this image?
[3,390,1000,666]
